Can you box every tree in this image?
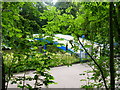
[2,1,120,89]
[40,2,120,89]
[2,2,55,89]
[109,2,115,90]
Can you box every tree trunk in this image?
[109,2,115,90]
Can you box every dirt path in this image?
[8,63,93,88]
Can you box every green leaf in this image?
[11,81,17,84]
[14,28,22,32]
[57,45,61,47]
[66,6,73,13]
[16,33,22,38]
[34,75,38,80]
[84,45,92,48]
[80,79,87,81]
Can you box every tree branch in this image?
[77,37,108,90]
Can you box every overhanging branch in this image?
[77,37,108,90]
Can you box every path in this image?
[8,63,93,88]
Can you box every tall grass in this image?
[49,53,80,67]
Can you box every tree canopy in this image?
[2,1,120,90]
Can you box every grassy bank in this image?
[3,51,81,73]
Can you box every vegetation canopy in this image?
[1,1,120,90]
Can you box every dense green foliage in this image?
[2,2,55,89]
[40,2,120,89]
[2,1,120,89]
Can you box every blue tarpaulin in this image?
[34,38,74,53]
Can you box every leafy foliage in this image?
[2,2,55,89]
[40,2,120,89]
[2,1,120,89]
